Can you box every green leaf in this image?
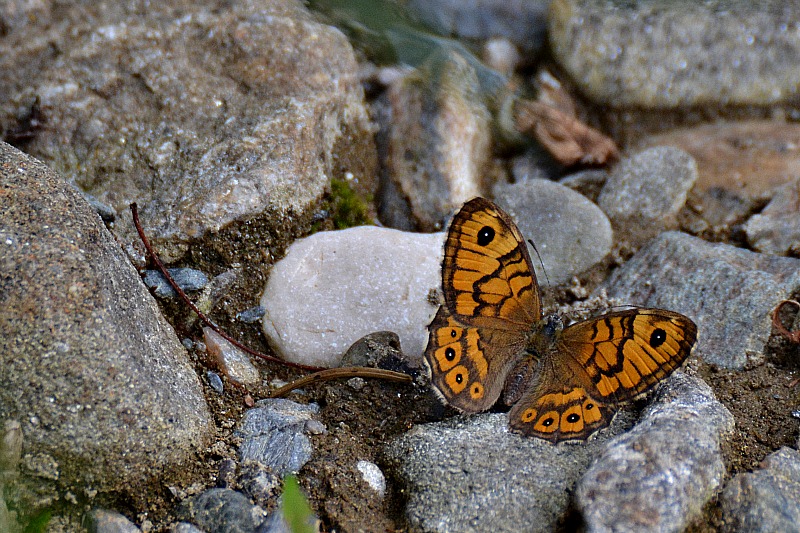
[282,475,316,533]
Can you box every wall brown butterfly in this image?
[424,197,698,443]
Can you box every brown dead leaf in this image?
[514,72,618,167]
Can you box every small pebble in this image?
[356,460,386,499]
[304,420,327,435]
[347,377,366,391]
[237,305,266,323]
[206,372,224,394]
[143,268,209,299]
[204,327,260,387]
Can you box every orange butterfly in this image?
[424,198,697,442]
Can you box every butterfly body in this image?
[425,198,697,443]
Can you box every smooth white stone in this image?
[261,227,442,367]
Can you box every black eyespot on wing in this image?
[567,413,580,423]
[650,328,667,348]
[450,329,457,338]
[477,226,495,246]
[542,417,555,427]
[445,347,456,361]
[455,372,464,384]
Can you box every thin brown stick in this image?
[268,367,413,398]
[773,299,800,344]
[130,202,324,372]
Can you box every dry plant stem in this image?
[773,299,800,344]
[130,202,324,372]
[269,367,413,398]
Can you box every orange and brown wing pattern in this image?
[424,305,526,412]
[509,380,612,442]
[442,198,541,330]
[560,309,697,405]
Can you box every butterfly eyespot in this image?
[541,417,555,427]
[450,329,457,338]
[521,408,536,423]
[455,372,464,384]
[650,328,667,348]
[469,383,484,399]
[586,403,595,410]
[445,347,456,361]
[476,226,495,246]
[566,413,580,423]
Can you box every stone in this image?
[84,509,141,533]
[577,372,734,532]
[550,0,800,108]
[143,268,209,299]
[261,226,441,367]
[0,143,212,493]
[494,179,613,285]
[178,488,266,533]
[382,50,494,231]
[0,0,376,263]
[744,178,800,256]
[384,412,628,533]
[356,460,386,499]
[720,447,800,532]
[203,327,261,388]
[597,147,698,246]
[601,231,800,369]
[235,399,321,476]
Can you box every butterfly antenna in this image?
[527,238,550,287]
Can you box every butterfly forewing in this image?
[443,198,541,330]
[560,309,698,405]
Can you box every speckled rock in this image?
[235,399,322,476]
[261,226,441,367]
[381,51,495,231]
[494,179,613,285]
[356,460,387,499]
[597,147,697,246]
[577,372,734,533]
[602,231,800,369]
[0,0,376,263]
[178,488,267,533]
[720,447,800,532]
[203,327,260,388]
[384,411,630,533]
[744,178,800,256]
[550,0,800,108]
[0,144,212,494]
[143,268,209,299]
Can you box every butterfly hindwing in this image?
[508,368,612,442]
[424,305,525,412]
[442,197,541,330]
[560,308,698,405]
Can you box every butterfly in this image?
[424,197,698,443]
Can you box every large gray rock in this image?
[0,0,376,262]
[550,0,800,108]
[0,143,212,493]
[744,178,800,256]
[597,147,697,247]
[577,372,734,533]
[494,179,613,285]
[720,447,800,532]
[602,231,800,369]
[384,412,629,533]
